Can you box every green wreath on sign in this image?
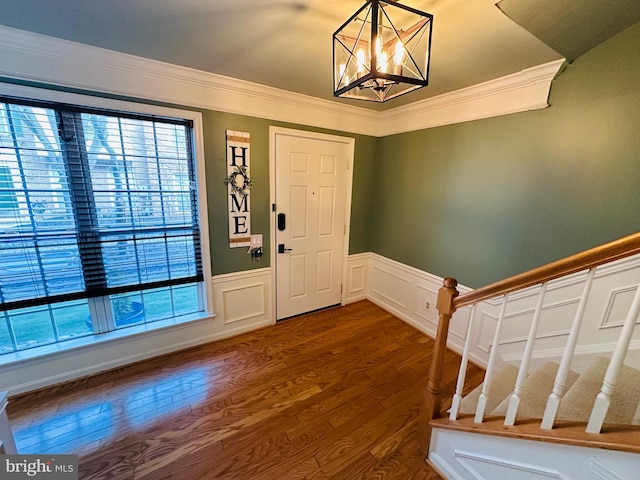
[224,165,253,196]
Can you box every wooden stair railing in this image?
[421,231,640,455]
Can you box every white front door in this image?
[273,130,352,320]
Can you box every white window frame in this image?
[0,82,214,361]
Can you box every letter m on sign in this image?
[226,130,251,248]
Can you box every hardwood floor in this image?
[7,300,484,480]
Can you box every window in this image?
[0,98,205,355]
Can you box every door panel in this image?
[318,186,336,236]
[290,186,308,239]
[317,250,333,292]
[275,133,350,320]
[289,253,307,298]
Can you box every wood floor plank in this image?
[7,300,483,480]
[307,451,378,480]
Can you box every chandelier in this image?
[333,0,433,102]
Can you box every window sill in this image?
[0,312,216,369]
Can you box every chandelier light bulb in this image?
[394,41,404,65]
[379,50,388,73]
[356,49,366,73]
[394,41,404,74]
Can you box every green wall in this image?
[200,112,377,275]
[370,21,640,288]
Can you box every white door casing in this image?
[270,128,354,321]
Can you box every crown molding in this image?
[0,26,379,136]
[378,59,566,136]
[0,26,564,138]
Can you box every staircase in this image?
[422,233,640,479]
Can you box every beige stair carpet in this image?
[459,364,519,415]
[491,361,579,419]
[557,356,640,424]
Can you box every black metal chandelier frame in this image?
[332,0,433,102]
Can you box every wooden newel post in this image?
[420,277,459,456]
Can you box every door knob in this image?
[278,244,293,254]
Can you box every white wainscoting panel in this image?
[370,264,412,311]
[359,253,476,362]
[599,285,640,329]
[344,252,640,370]
[429,429,640,480]
[212,268,274,327]
[222,283,266,324]
[345,253,370,304]
[453,450,566,479]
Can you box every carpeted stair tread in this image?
[490,361,579,419]
[557,356,640,424]
[459,364,518,415]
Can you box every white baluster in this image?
[586,282,640,433]
[450,304,477,420]
[504,282,548,426]
[475,295,509,423]
[541,268,595,429]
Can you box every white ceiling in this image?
[0,0,636,111]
